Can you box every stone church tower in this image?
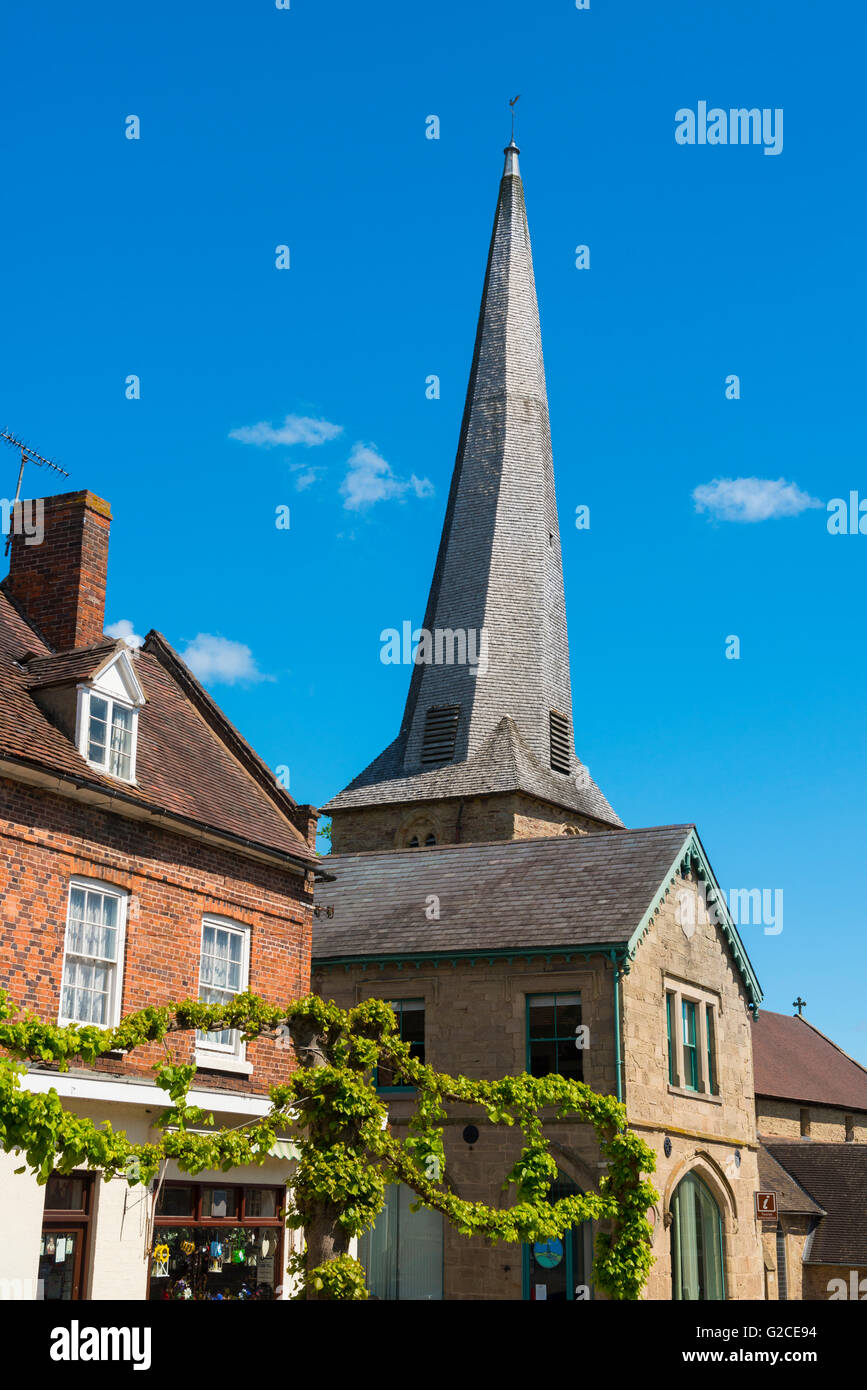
[316,142,768,1303]
[326,142,622,853]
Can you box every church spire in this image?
[325,141,622,846]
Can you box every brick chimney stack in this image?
[4,491,111,652]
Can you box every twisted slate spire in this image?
[326,142,622,828]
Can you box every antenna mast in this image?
[0,428,69,554]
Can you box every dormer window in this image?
[74,645,146,784]
[84,692,135,779]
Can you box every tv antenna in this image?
[0,428,69,554]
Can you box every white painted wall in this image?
[0,1150,45,1300]
[0,1087,299,1301]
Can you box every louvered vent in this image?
[549,710,571,774]
[421,705,460,764]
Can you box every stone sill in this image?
[667,1084,723,1105]
[195,1051,253,1076]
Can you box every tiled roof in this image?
[752,1011,867,1112]
[313,824,693,960]
[764,1142,867,1266]
[757,1144,824,1216]
[326,144,622,830]
[22,642,123,689]
[0,588,316,867]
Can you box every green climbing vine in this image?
[0,989,657,1299]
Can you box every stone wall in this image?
[331,791,606,854]
[315,951,617,1300]
[756,1097,867,1143]
[620,871,765,1300]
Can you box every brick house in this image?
[313,141,769,1301]
[0,490,319,1301]
[752,1011,867,1300]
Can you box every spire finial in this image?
[504,95,521,176]
[509,94,521,143]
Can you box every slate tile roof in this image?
[0,587,316,867]
[312,823,693,960]
[325,715,621,825]
[764,1141,867,1266]
[325,144,622,830]
[752,1011,867,1112]
[757,1144,825,1216]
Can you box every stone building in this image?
[752,1011,867,1300]
[314,141,769,1301]
[0,490,318,1300]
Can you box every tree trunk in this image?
[303,1206,352,1299]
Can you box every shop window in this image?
[150,1183,284,1301]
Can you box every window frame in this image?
[76,685,140,784]
[58,877,128,1030]
[40,1170,95,1302]
[195,915,252,1067]
[375,998,426,1093]
[525,991,584,1082]
[664,979,720,1099]
[682,999,699,1092]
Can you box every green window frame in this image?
[375,999,425,1092]
[705,1005,716,1095]
[526,993,583,1081]
[682,999,698,1091]
[666,993,675,1085]
[670,1172,726,1301]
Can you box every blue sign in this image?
[533,1238,563,1269]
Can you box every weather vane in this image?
[509,94,521,142]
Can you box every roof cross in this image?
[793,996,807,1016]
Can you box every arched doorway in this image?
[670,1171,726,1300]
[522,1175,593,1301]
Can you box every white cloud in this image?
[105,618,144,648]
[340,442,434,511]
[229,414,343,448]
[692,476,823,523]
[294,467,321,491]
[180,633,273,685]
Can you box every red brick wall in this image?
[6,491,111,651]
[0,776,312,1094]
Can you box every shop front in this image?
[149,1181,285,1300]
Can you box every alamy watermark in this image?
[675,103,783,157]
[677,880,783,936]
[1,498,44,546]
[380,622,489,676]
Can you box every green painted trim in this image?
[624,828,763,1012]
[666,991,674,1086]
[315,943,627,972]
[611,951,624,1104]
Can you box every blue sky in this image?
[2,0,866,1059]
